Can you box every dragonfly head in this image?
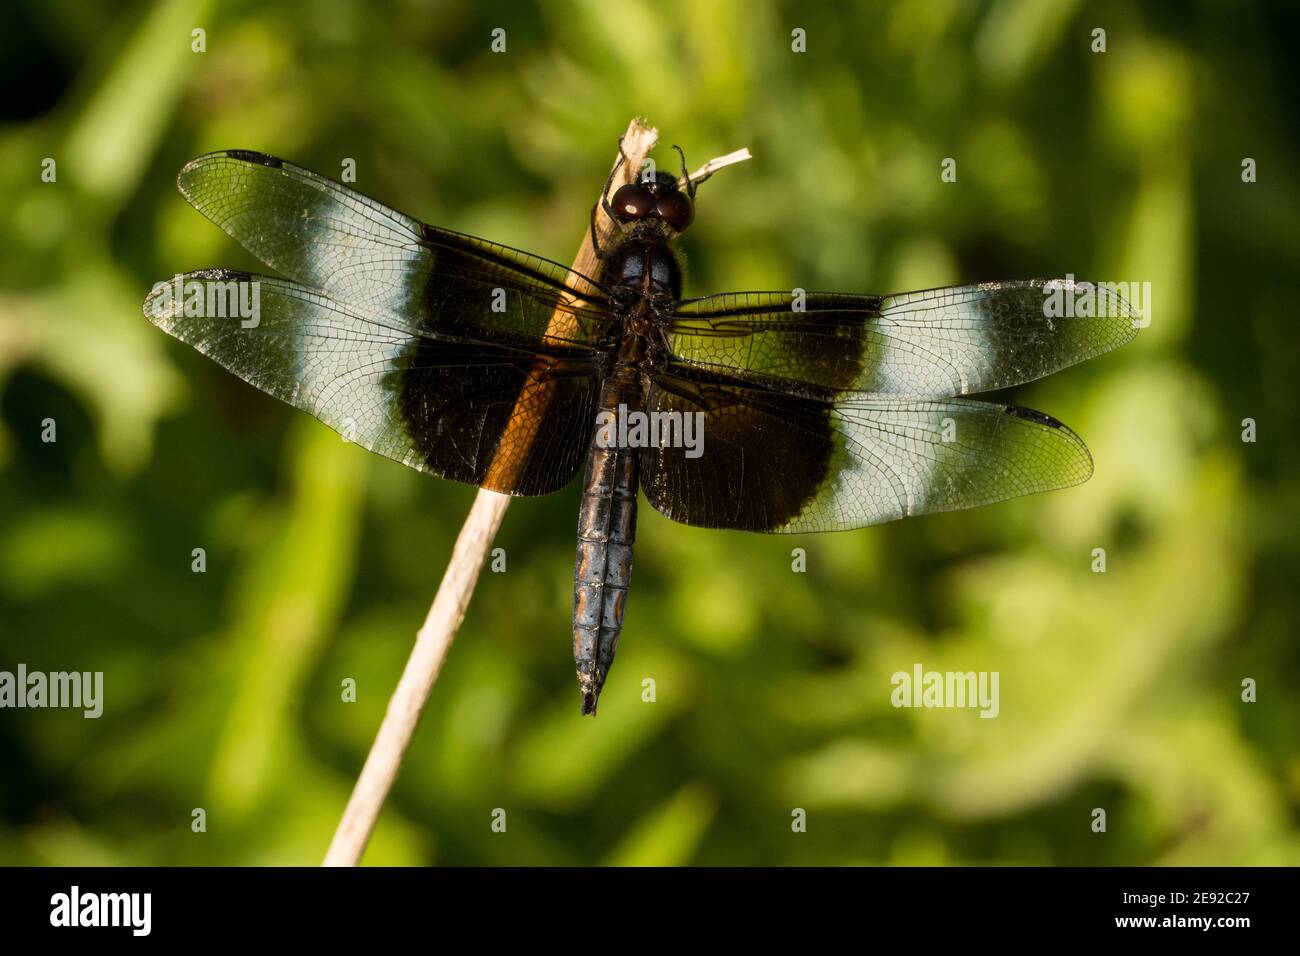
[609,170,694,234]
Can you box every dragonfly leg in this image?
[673,143,695,199]
[591,137,630,258]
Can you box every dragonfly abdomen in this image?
[572,359,644,715]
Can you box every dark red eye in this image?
[655,190,694,230]
[610,183,655,222]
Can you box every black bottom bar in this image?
[0,866,1293,941]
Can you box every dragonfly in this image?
[144,146,1138,715]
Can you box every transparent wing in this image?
[641,364,1092,532]
[175,149,612,349]
[670,279,1138,398]
[144,270,599,495]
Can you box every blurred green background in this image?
[1,0,1297,866]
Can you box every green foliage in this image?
[1,0,1296,866]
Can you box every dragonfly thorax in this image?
[599,236,683,310]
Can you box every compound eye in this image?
[610,183,655,222]
[655,190,694,230]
